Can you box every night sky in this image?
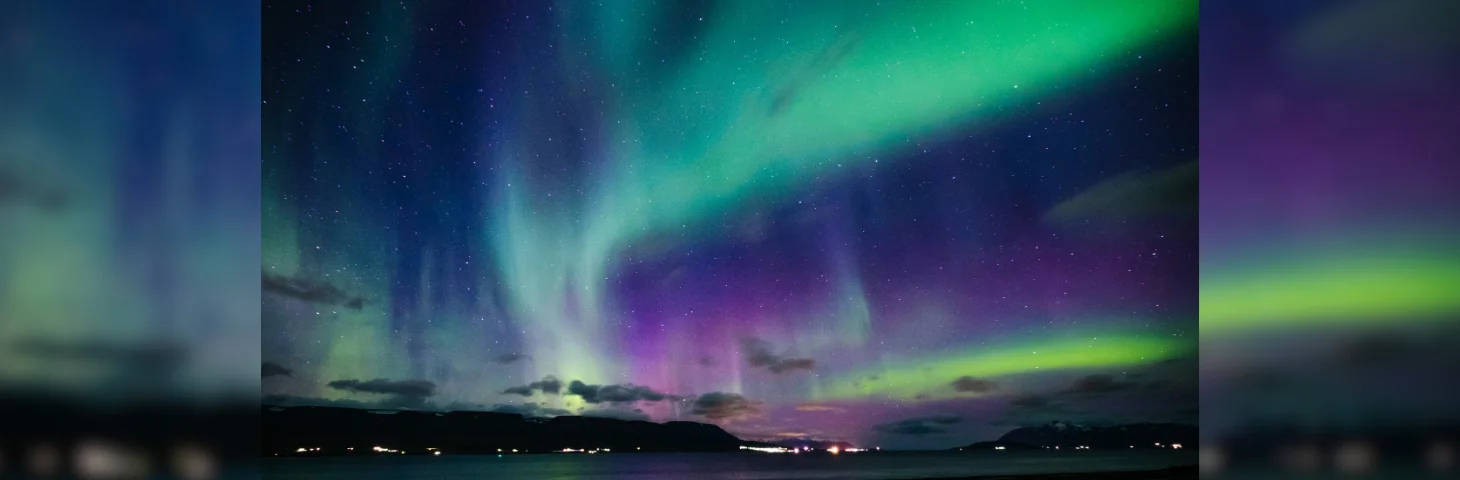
[262,1,1198,449]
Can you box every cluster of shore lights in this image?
[295,447,322,453]
[371,446,405,454]
[740,446,879,454]
[559,448,613,454]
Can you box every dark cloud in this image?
[0,166,67,211]
[373,393,433,409]
[442,401,492,411]
[489,403,573,418]
[566,380,674,404]
[263,394,497,412]
[501,375,562,397]
[1063,374,1139,396]
[262,394,424,410]
[689,392,763,420]
[262,270,367,310]
[740,338,815,374]
[262,361,293,378]
[1043,160,1198,227]
[1000,394,1103,427]
[697,356,718,367]
[874,414,963,435]
[262,394,376,410]
[951,376,998,393]
[493,353,530,364]
[582,408,651,422]
[326,378,436,408]
[530,376,563,394]
[8,338,184,372]
[1010,394,1054,409]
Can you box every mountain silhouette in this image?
[955,422,1197,451]
[264,406,750,455]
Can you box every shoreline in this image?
[917,465,1198,480]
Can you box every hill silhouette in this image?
[955,422,1197,452]
[264,406,751,455]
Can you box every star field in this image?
[263,0,1198,449]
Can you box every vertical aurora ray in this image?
[489,0,1197,385]
[264,0,1198,447]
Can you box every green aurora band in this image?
[489,0,1198,385]
[823,332,1192,401]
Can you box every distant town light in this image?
[994,446,1006,451]
[740,445,794,454]
[433,451,441,456]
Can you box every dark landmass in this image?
[264,405,749,455]
[774,439,857,451]
[954,422,1197,451]
[958,440,1043,451]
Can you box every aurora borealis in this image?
[263,0,1198,449]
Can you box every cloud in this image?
[501,375,563,396]
[262,395,493,413]
[327,378,436,408]
[0,166,67,210]
[1063,374,1139,396]
[740,338,815,374]
[262,361,293,378]
[689,392,763,420]
[566,380,674,404]
[582,407,651,422]
[262,271,367,310]
[441,401,492,411]
[262,394,376,410]
[530,376,564,394]
[999,394,1099,427]
[328,378,437,397]
[951,376,998,393]
[489,403,572,418]
[7,338,184,371]
[698,356,718,367]
[795,402,848,413]
[1010,394,1054,409]
[874,414,963,435]
[1043,160,1197,227]
[493,353,530,364]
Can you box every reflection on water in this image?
[261,451,1197,480]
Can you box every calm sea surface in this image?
[261,451,1198,479]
